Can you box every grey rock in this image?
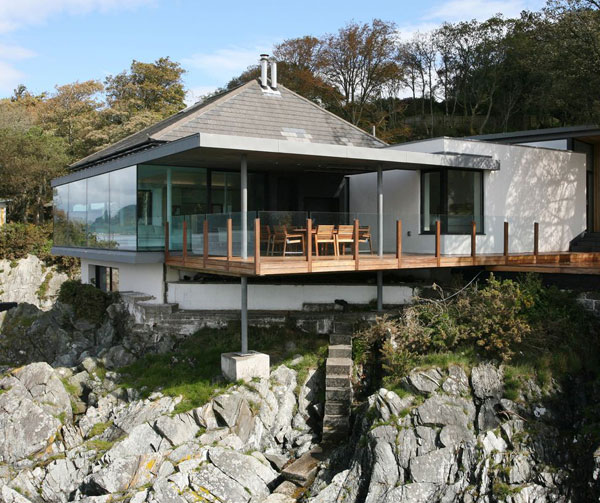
[442,365,470,396]
[105,423,169,460]
[212,393,244,427]
[439,424,476,447]
[154,412,199,446]
[39,458,79,502]
[364,426,400,503]
[470,364,503,400]
[1,486,34,503]
[112,396,178,433]
[209,446,278,496]
[190,463,250,503]
[148,477,187,503]
[409,447,458,484]
[103,345,135,369]
[87,456,140,494]
[234,398,255,444]
[403,368,443,394]
[415,394,475,429]
[192,402,219,430]
[265,452,289,471]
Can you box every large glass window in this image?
[53,185,69,246]
[110,166,137,250]
[421,169,483,234]
[87,173,110,248]
[68,179,88,247]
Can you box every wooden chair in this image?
[314,225,337,256]
[336,225,355,255]
[260,225,274,255]
[272,225,305,256]
[359,226,374,254]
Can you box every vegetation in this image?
[0,222,79,275]
[118,325,328,414]
[57,280,115,324]
[354,274,599,394]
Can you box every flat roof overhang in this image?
[52,133,499,187]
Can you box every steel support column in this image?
[241,154,249,354]
[377,165,383,311]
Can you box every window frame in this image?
[420,168,485,235]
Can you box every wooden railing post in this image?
[182,220,187,264]
[354,219,360,270]
[254,218,260,275]
[164,221,169,260]
[396,220,402,268]
[504,221,509,264]
[307,218,313,273]
[203,219,208,267]
[227,218,233,271]
[533,222,539,260]
[435,220,441,267]
[471,221,477,260]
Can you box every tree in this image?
[38,80,104,159]
[105,57,186,117]
[0,127,68,223]
[319,19,401,125]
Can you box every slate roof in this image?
[71,79,386,170]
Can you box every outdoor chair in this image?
[336,225,355,255]
[314,225,337,256]
[260,224,274,255]
[359,226,374,254]
[272,225,305,256]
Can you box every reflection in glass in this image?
[87,173,111,248]
[53,185,69,246]
[68,179,87,247]
[110,166,137,250]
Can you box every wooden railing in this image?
[165,217,547,272]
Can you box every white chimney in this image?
[260,54,269,88]
[270,59,277,89]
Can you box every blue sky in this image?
[0,0,545,103]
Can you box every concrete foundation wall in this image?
[81,258,165,302]
[350,139,587,255]
[167,282,415,311]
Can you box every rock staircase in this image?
[322,322,353,443]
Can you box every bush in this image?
[58,280,113,324]
[0,222,79,275]
[354,274,599,392]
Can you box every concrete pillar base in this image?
[221,351,270,382]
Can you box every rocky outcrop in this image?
[0,256,70,310]
[0,359,323,502]
[306,363,597,503]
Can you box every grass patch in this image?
[118,325,327,414]
[87,421,113,439]
[60,378,79,396]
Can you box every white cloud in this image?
[423,0,545,23]
[0,0,152,33]
[185,85,218,106]
[0,43,35,60]
[183,45,271,81]
[0,60,25,95]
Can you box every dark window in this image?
[421,169,483,234]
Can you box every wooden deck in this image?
[165,251,600,276]
[164,218,600,277]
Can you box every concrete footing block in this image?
[221,351,270,382]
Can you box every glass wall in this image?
[421,169,483,234]
[54,164,266,250]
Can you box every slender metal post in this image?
[377,271,383,311]
[377,165,383,257]
[471,221,477,259]
[534,222,539,257]
[241,154,248,260]
[241,277,248,354]
[435,220,441,267]
[396,219,402,268]
[504,221,509,264]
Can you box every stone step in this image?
[330,333,352,345]
[325,387,352,402]
[328,344,352,359]
[326,357,352,376]
[324,400,350,415]
[281,446,325,486]
[333,321,353,334]
[323,414,350,430]
[326,376,351,389]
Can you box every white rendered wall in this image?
[80,258,165,302]
[350,139,586,255]
[167,282,415,311]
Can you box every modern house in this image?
[51,57,598,341]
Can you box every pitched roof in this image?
[71,79,386,170]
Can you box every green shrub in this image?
[0,222,79,276]
[58,280,113,324]
[354,274,599,392]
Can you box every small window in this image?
[421,169,483,234]
[94,266,119,293]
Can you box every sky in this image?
[0,0,546,104]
